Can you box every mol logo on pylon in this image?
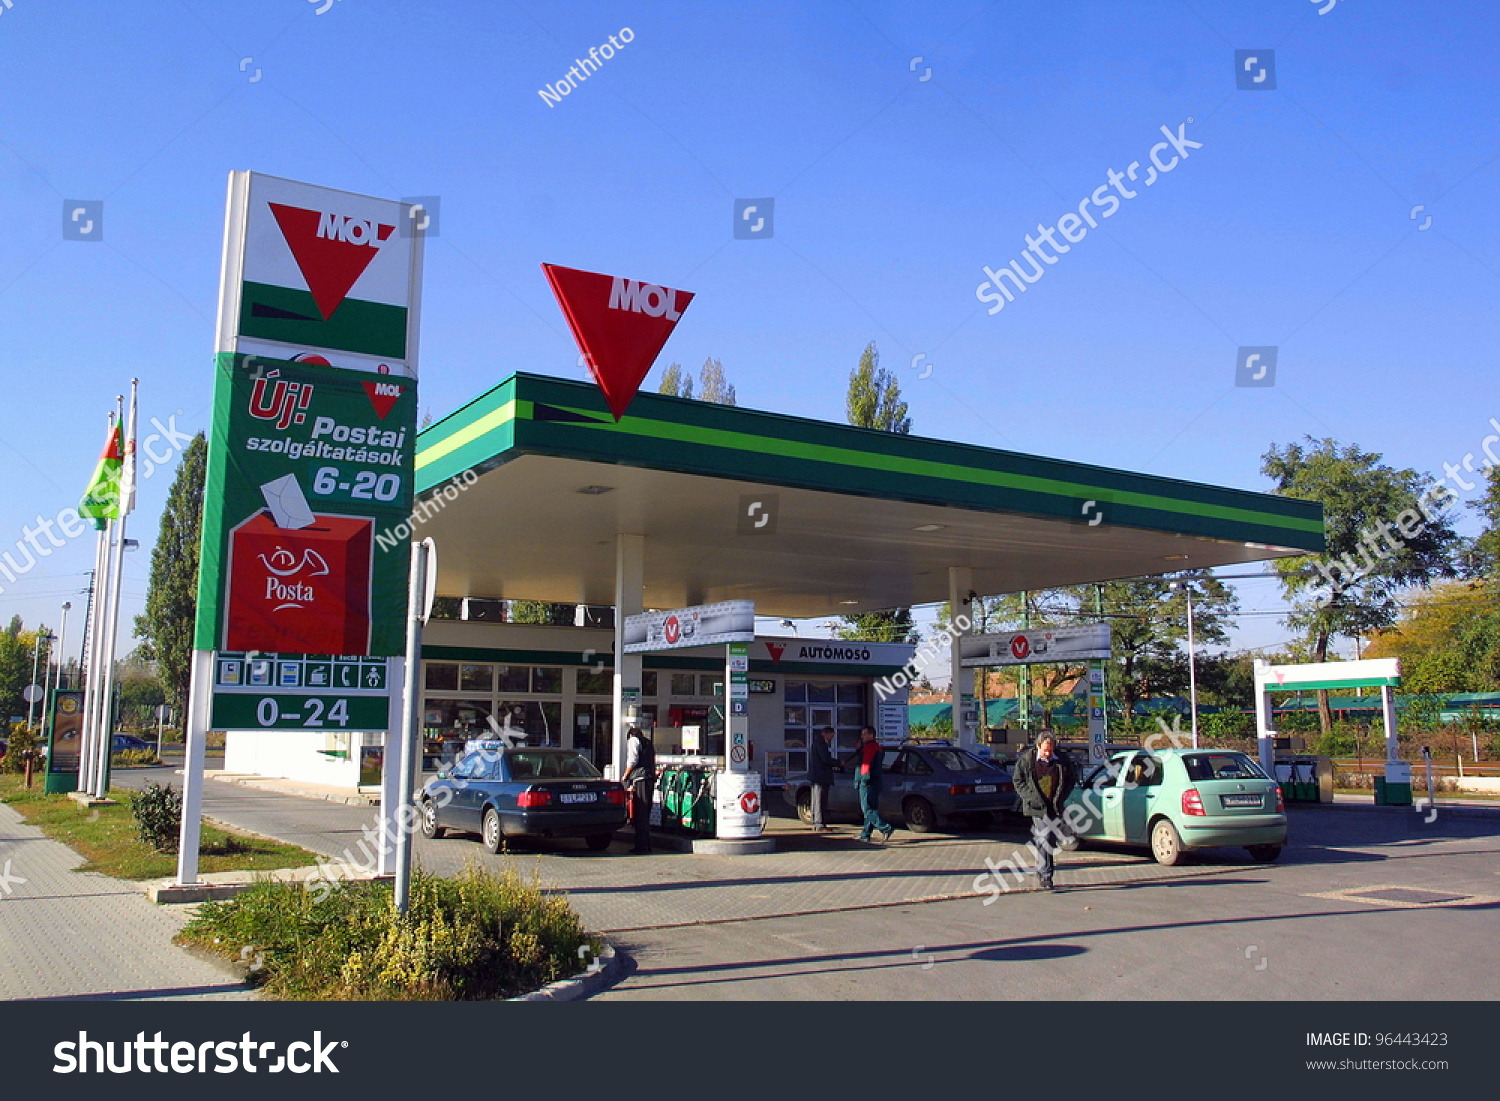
[269,203,396,320]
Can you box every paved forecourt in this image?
[0,804,254,1001]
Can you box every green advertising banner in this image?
[208,652,392,731]
[193,352,417,656]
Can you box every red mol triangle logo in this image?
[542,263,694,421]
[269,203,395,320]
[362,380,404,420]
[766,642,786,663]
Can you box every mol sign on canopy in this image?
[195,173,422,658]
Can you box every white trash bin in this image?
[715,769,765,839]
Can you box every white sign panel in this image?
[960,623,1111,667]
[218,171,424,378]
[622,600,755,653]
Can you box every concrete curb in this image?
[509,942,623,1001]
[205,772,381,806]
[1301,801,1500,820]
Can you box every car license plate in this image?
[974,784,997,794]
[559,793,597,804]
[1222,794,1262,808]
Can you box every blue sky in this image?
[2,0,1496,668]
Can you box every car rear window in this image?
[509,751,601,780]
[927,749,991,772]
[1183,753,1266,782]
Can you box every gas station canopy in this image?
[414,373,1324,618]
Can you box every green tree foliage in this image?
[133,433,207,720]
[1262,437,1461,735]
[846,342,910,434]
[658,362,693,400]
[839,343,912,640]
[835,608,918,644]
[0,622,51,722]
[507,601,578,626]
[1096,572,1237,724]
[1364,580,1500,693]
[697,357,736,405]
[1472,465,1500,576]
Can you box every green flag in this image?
[80,422,124,526]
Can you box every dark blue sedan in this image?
[418,743,628,853]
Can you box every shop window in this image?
[531,666,563,694]
[423,698,493,734]
[837,706,863,729]
[784,705,807,728]
[497,665,531,693]
[807,683,836,704]
[425,663,459,691]
[460,663,493,692]
[700,675,723,697]
[788,750,808,773]
[494,700,563,746]
[784,682,807,703]
[670,673,697,697]
[642,671,658,696]
[838,683,864,704]
[577,667,613,696]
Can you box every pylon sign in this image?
[195,173,423,658]
[542,263,694,421]
[223,171,425,378]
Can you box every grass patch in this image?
[0,774,315,880]
[177,864,597,1000]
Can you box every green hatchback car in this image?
[1062,748,1287,865]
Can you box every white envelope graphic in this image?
[260,474,317,530]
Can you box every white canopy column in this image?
[612,534,645,778]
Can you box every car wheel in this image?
[1248,844,1283,863]
[1150,818,1183,866]
[795,789,814,825]
[419,799,446,840]
[903,796,938,833]
[585,833,614,852]
[482,808,504,854]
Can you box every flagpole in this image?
[86,396,124,795]
[94,380,137,798]
[79,409,116,796]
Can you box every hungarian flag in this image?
[79,422,124,527]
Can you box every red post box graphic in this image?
[224,511,374,654]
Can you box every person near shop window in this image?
[622,726,656,854]
[846,726,895,843]
[807,725,838,832]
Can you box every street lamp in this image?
[28,631,56,730]
[1168,581,1199,748]
[51,602,71,695]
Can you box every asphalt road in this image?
[111,763,1500,1001]
[598,811,1500,1001]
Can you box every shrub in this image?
[129,780,183,853]
[178,863,594,1000]
[1,724,39,774]
[112,748,164,768]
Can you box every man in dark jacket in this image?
[848,726,895,842]
[806,725,838,831]
[1011,732,1077,889]
[621,726,656,854]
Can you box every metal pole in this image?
[1185,588,1199,749]
[52,603,70,695]
[395,540,429,915]
[94,511,129,797]
[80,524,111,794]
[175,649,213,886]
[28,634,48,730]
